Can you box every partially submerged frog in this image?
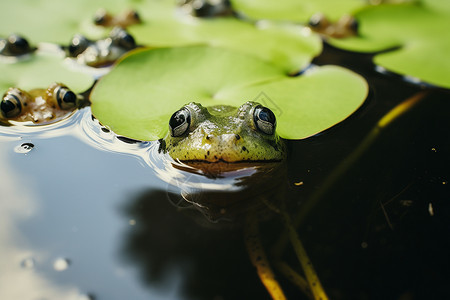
[308,13,358,38]
[0,34,35,57]
[160,102,286,162]
[0,83,81,125]
[93,8,141,28]
[66,27,137,67]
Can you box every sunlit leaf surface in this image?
[130,16,322,73]
[0,53,94,93]
[230,0,363,22]
[91,46,368,140]
[0,0,174,44]
[329,2,450,88]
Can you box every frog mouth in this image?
[172,159,284,179]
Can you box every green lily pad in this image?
[0,0,175,44]
[91,46,368,141]
[0,52,94,93]
[130,16,322,73]
[230,0,363,22]
[329,3,450,88]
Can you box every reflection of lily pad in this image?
[230,0,363,22]
[329,3,450,88]
[130,17,322,73]
[0,53,94,93]
[91,46,368,141]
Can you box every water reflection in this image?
[121,189,273,300]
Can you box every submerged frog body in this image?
[0,34,35,57]
[66,27,137,67]
[93,8,141,28]
[162,102,286,162]
[0,83,81,125]
[308,13,358,38]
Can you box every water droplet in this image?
[129,219,136,226]
[53,258,70,271]
[21,257,35,269]
[14,142,34,154]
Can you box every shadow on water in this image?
[121,189,273,300]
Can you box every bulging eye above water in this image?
[1,92,22,118]
[68,35,90,57]
[253,105,276,135]
[55,86,77,109]
[169,108,191,137]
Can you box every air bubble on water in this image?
[53,257,70,271]
[21,257,35,269]
[14,142,34,154]
[77,293,95,300]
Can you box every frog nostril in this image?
[235,134,241,140]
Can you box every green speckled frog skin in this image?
[161,101,286,162]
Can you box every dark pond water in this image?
[0,44,449,300]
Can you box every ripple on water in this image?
[14,142,34,154]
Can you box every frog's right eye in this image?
[1,92,22,118]
[55,86,77,110]
[68,35,89,57]
[169,108,191,137]
[94,10,108,25]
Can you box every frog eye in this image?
[169,108,191,137]
[308,13,327,28]
[1,92,22,118]
[348,17,359,33]
[68,35,89,57]
[130,10,141,22]
[94,9,109,25]
[253,105,276,135]
[55,86,77,109]
[110,28,136,50]
[8,34,31,55]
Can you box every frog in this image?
[308,13,358,38]
[160,101,286,162]
[66,27,137,67]
[93,8,141,28]
[0,83,81,125]
[0,34,35,57]
[178,0,234,18]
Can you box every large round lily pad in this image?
[329,3,450,88]
[0,53,94,93]
[130,16,322,73]
[91,46,368,141]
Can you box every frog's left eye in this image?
[253,105,276,135]
[68,35,89,57]
[111,28,136,50]
[55,86,77,109]
[8,34,31,56]
[1,92,22,118]
[169,108,191,137]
